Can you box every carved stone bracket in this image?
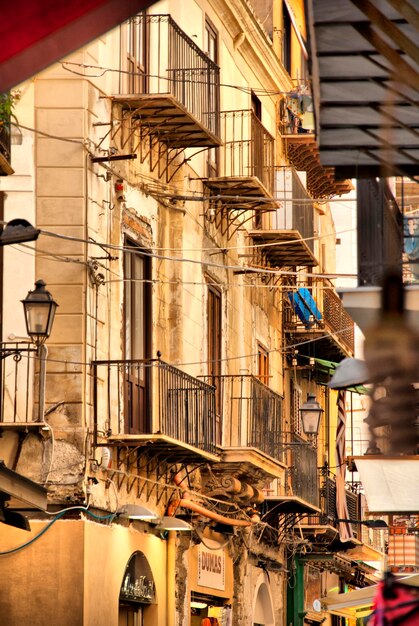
[202,470,264,506]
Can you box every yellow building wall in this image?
[0,520,84,626]
[84,520,167,626]
[0,519,168,626]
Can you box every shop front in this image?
[188,534,233,626]
[119,550,157,626]
[84,520,167,626]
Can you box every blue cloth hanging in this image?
[288,288,322,328]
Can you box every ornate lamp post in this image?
[299,393,324,436]
[21,280,58,423]
[21,280,58,348]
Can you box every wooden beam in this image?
[350,0,419,65]
[384,0,419,31]
[354,22,419,92]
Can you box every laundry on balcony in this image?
[288,288,322,328]
[281,91,314,136]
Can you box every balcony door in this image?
[122,13,148,94]
[205,17,219,177]
[207,281,222,444]
[124,241,151,434]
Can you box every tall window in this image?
[282,2,292,75]
[123,13,147,94]
[123,241,151,433]
[257,343,270,386]
[251,92,262,121]
[205,17,219,177]
[252,92,263,228]
[207,281,222,441]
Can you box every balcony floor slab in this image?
[205,176,278,208]
[111,94,222,148]
[264,494,320,514]
[220,446,286,484]
[249,229,318,267]
[106,433,219,464]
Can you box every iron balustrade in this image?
[219,110,275,194]
[0,119,11,165]
[204,374,283,460]
[124,14,220,139]
[272,166,314,252]
[284,277,354,354]
[289,435,319,508]
[307,471,361,537]
[92,359,217,454]
[0,343,36,424]
[321,279,355,353]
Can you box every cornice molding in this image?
[208,0,293,95]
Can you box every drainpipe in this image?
[38,343,47,422]
[166,530,176,626]
[167,497,255,527]
[170,471,257,527]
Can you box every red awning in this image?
[0,0,152,92]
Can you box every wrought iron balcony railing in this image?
[248,166,317,268]
[306,472,361,538]
[0,122,11,162]
[92,359,218,454]
[284,276,355,356]
[272,167,314,251]
[203,374,283,461]
[0,113,12,175]
[288,435,320,508]
[217,110,275,195]
[119,14,220,143]
[0,343,36,424]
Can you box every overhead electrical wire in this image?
[60,61,298,98]
[32,228,357,280]
[0,506,116,556]
[6,323,355,370]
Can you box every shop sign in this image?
[197,543,225,591]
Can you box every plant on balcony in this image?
[0,91,20,126]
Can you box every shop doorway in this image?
[119,606,143,626]
[190,592,231,626]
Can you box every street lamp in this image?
[300,393,324,436]
[0,218,40,246]
[21,280,58,348]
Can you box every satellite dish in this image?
[313,599,322,612]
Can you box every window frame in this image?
[121,13,148,94]
[257,343,270,387]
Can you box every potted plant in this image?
[0,91,20,126]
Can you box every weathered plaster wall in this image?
[0,520,84,626]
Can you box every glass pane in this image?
[25,302,49,335]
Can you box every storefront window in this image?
[190,593,231,626]
[119,551,156,626]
